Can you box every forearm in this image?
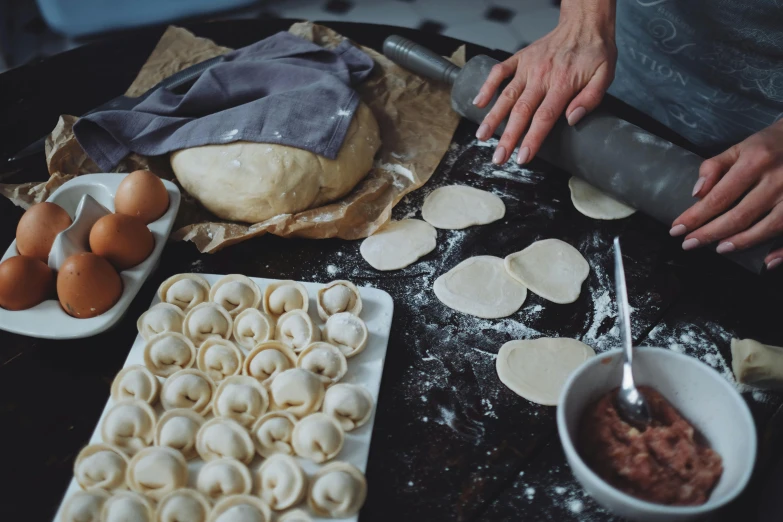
[559,0,616,36]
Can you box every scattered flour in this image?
[326,265,338,276]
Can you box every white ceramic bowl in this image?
[557,347,756,522]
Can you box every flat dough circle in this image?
[171,103,381,224]
[422,185,505,229]
[433,256,527,318]
[360,219,436,271]
[504,239,589,304]
[568,177,636,220]
[496,338,595,405]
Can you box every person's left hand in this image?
[670,120,783,271]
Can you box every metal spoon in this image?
[613,237,652,430]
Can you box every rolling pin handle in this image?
[383,35,461,86]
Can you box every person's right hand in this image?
[473,1,617,165]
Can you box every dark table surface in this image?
[1,18,783,522]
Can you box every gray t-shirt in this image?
[608,0,783,152]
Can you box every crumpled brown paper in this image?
[0,23,463,252]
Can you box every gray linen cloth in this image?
[74,31,375,171]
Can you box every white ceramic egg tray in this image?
[53,274,394,522]
[0,174,181,340]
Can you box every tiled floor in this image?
[0,0,560,72]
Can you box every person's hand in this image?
[473,1,617,165]
[671,120,783,271]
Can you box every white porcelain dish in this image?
[0,173,181,340]
[557,347,756,522]
[53,274,394,522]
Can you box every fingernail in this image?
[669,224,687,237]
[767,258,783,270]
[682,238,700,251]
[692,177,706,197]
[473,92,484,105]
[567,106,586,126]
[517,146,530,164]
[476,123,490,140]
[492,146,507,165]
[716,242,735,254]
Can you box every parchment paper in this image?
[1,23,463,253]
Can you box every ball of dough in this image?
[170,103,381,223]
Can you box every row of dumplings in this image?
[64,452,365,521]
[105,369,372,461]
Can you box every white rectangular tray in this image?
[53,274,394,522]
[0,174,181,340]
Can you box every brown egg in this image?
[114,170,169,224]
[16,202,72,260]
[57,253,122,318]
[89,213,154,271]
[0,256,54,310]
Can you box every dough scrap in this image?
[433,256,527,318]
[171,102,381,225]
[504,239,589,304]
[360,219,436,271]
[496,338,595,406]
[422,185,505,229]
[731,338,783,389]
[568,177,636,220]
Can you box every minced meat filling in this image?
[578,386,723,506]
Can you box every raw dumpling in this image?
[209,274,262,317]
[74,443,129,491]
[278,509,312,522]
[127,446,188,501]
[291,413,344,463]
[184,302,233,344]
[269,369,325,418]
[255,454,307,511]
[101,491,155,522]
[101,399,156,456]
[243,341,297,386]
[323,312,369,358]
[61,490,109,522]
[196,417,255,464]
[155,408,205,460]
[208,495,272,522]
[316,280,362,322]
[198,338,244,382]
[274,310,320,353]
[296,342,348,386]
[308,462,367,518]
[110,365,160,405]
[143,332,197,377]
[161,369,216,415]
[251,412,298,458]
[322,383,374,431]
[233,308,275,349]
[213,375,269,427]
[197,457,253,502]
[156,489,211,522]
[263,281,309,317]
[158,274,211,312]
[137,303,185,340]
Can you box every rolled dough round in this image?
[568,177,636,220]
[433,256,527,318]
[504,239,589,304]
[360,219,436,271]
[421,185,505,229]
[170,102,381,224]
[496,338,595,405]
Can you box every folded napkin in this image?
[74,31,375,171]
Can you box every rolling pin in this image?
[383,35,779,274]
